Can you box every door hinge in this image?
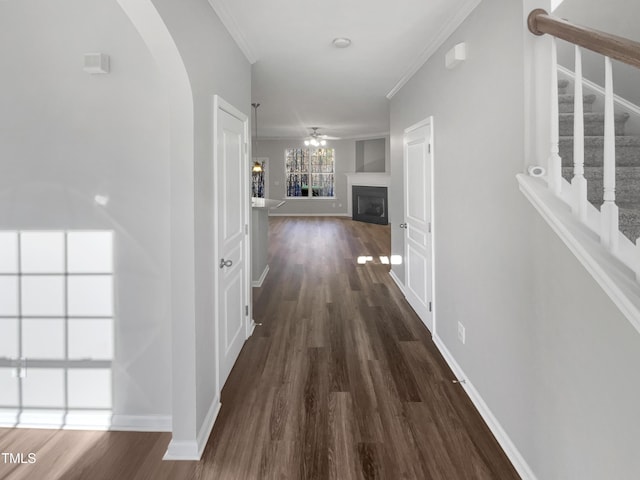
[245,305,249,316]
[428,143,431,154]
[428,222,431,233]
[245,223,249,235]
[244,142,248,154]
[428,301,432,312]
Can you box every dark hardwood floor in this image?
[0,217,519,480]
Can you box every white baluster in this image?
[571,46,587,222]
[600,56,618,252]
[549,37,562,195]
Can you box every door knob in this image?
[219,258,233,269]
[399,223,407,229]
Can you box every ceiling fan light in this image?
[320,139,327,146]
[304,140,310,146]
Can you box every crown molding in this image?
[386,0,482,99]
[207,0,257,64]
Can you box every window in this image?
[285,148,335,197]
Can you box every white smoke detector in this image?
[332,38,352,48]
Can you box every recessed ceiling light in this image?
[333,37,351,48]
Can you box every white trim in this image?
[163,440,200,461]
[252,264,269,287]
[386,0,482,99]
[110,414,171,432]
[164,397,221,460]
[433,335,538,480]
[389,269,407,296]
[196,397,221,457]
[345,173,392,184]
[517,174,640,334]
[206,0,256,64]
[404,117,433,134]
[268,213,350,217]
[0,411,171,432]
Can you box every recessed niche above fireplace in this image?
[352,186,388,225]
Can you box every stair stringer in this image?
[518,173,640,335]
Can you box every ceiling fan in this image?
[304,127,339,146]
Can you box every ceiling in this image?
[208,0,480,140]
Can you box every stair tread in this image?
[572,166,640,173]
[558,93,596,103]
[559,135,640,145]
[559,112,630,120]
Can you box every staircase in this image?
[558,78,640,241]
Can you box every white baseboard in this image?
[163,396,221,461]
[252,264,269,287]
[432,334,537,480]
[389,269,406,296]
[0,410,171,432]
[110,414,171,432]
[162,439,200,460]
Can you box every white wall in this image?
[0,0,172,421]
[356,138,387,173]
[143,0,251,452]
[257,139,356,215]
[529,211,640,479]
[554,0,640,108]
[390,0,640,478]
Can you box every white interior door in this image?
[403,119,434,332]
[214,96,249,395]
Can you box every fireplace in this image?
[352,186,388,225]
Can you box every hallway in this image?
[203,217,519,479]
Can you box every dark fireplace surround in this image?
[352,186,388,225]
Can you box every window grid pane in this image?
[285,148,335,198]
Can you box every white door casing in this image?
[214,96,250,397]
[403,118,434,332]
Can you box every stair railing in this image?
[528,9,640,278]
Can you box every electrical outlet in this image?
[457,322,466,344]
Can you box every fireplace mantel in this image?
[345,173,391,219]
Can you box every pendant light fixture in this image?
[251,103,262,172]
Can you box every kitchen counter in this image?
[252,198,286,210]
[251,198,285,286]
